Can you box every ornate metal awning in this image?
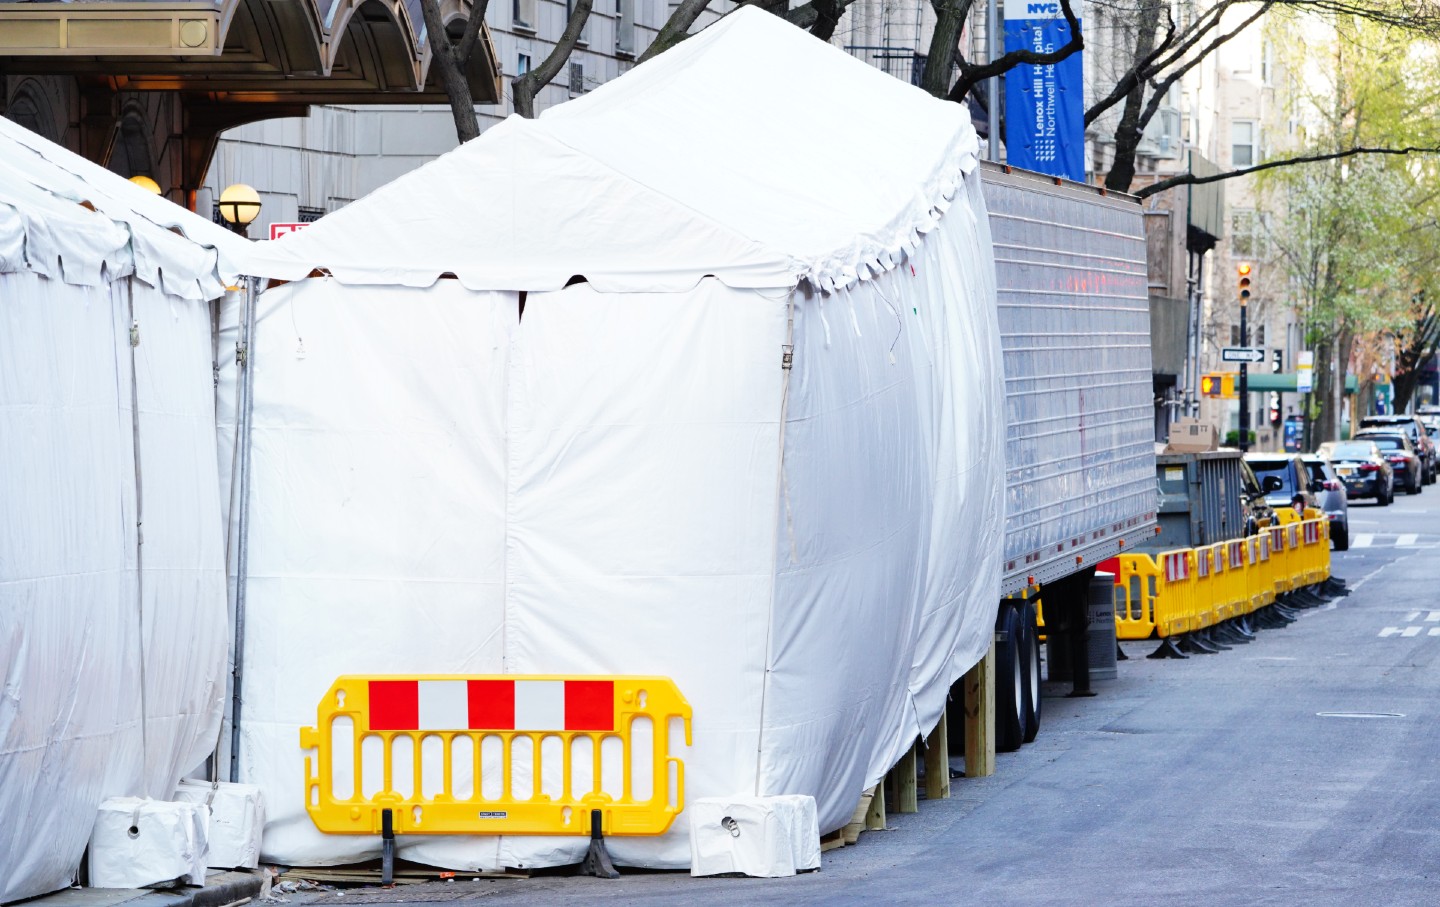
[0,0,499,103]
[1,0,499,197]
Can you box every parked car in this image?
[1301,455,1350,550]
[1238,459,1279,535]
[1318,439,1395,505]
[1359,415,1436,484]
[1244,453,1320,515]
[1353,430,1424,494]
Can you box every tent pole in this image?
[229,275,258,784]
[987,0,1000,161]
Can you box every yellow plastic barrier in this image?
[300,675,692,838]
[1111,517,1334,647]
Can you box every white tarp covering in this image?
[0,117,241,902]
[231,7,1004,870]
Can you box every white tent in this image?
[235,7,1006,871]
[0,117,245,902]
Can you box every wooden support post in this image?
[893,740,918,813]
[963,640,996,778]
[924,712,950,800]
[865,783,886,830]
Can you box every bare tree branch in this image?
[1084,3,1176,127]
[513,0,593,118]
[946,0,1082,104]
[639,0,713,63]
[1135,146,1440,199]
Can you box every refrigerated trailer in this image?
[980,163,1158,751]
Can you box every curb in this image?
[132,872,264,907]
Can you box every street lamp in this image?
[218,183,262,237]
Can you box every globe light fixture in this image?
[128,175,162,195]
[218,183,262,236]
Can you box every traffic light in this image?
[1200,373,1236,398]
[1271,349,1282,373]
[1237,263,1252,301]
[1268,392,1281,425]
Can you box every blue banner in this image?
[1004,3,1084,182]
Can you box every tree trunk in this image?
[512,0,593,118]
[419,0,482,142]
[923,0,972,99]
[1103,1,1163,192]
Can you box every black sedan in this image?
[1318,439,1395,504]
[1353,431,1423,495]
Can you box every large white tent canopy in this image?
[0,116,245,902]
[232,8,1006,873]
[248,7,976,294]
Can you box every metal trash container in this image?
[1049,571,1119,683]
[1086,572,1118,681]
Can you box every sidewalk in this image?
[24,872,264,907]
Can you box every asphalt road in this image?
[274,490,1440,906]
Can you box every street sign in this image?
[1221,347,1266,363]
[269,222,310,241]
[1297,350,1314,393]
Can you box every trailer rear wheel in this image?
[996,603,1027,753]
[1020,600,1042,743]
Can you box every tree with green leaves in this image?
[1258,11,1440,442]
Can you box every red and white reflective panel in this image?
[1288,525,1299,546]
[1271,527,1284,551]
[1229,542,1244,568]
[1259,536,1270,562]
[1197,550,1211,577]
[1304,523,1319,544]
[1164,552,1189,583]
[367,679,614,732]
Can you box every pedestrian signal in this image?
[1200,373,1236,399]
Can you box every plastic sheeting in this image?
[1,123,234,903]
[227,169,1003,868]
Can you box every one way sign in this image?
[1222,347,1266,363]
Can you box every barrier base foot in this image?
[1179,634,1220,655]
[1233,618,1257,640]
[579,810,620,880]
[1213,624,1250,645]
[1117,643,1129,661]
[1323,578,1349,596]
[1200,629,1233,651]
[1274,602,1300,621]
[1147,638,1188,660]
[381,809,396,887]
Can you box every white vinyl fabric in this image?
[229,6,1004,871]
[0,122,235,902]
[245,7,975,295]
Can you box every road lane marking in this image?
[1407,611,1421,622]
[1381,627,1403,637]
[1403,626,1422,637]
[1431,628,1440,637]
[1353,534,1374,548]
[1397,533,1419,547]
[1429,612,1440,622]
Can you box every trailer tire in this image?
[1020,600,1041,743]
[996,603,1027,753]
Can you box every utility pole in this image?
[1238,263,1252,452]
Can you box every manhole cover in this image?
[1315,711,1405,719]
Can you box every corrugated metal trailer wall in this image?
[980,164,1158,595]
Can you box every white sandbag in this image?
[88,798,209,889]
[174,780,266,870]
[689,795,820,878]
